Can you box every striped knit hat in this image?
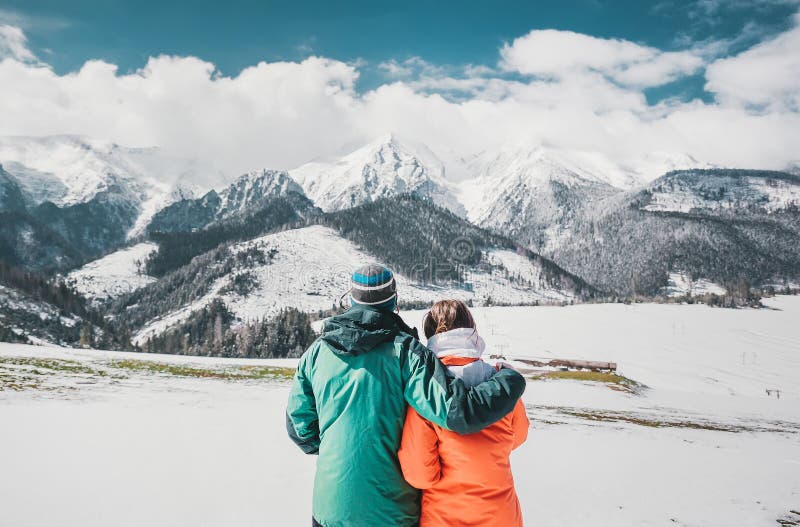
[350,263,397,310]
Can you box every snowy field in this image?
[1,297,800,526]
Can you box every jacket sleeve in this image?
[400,337,526,435]
[511,399,529,450]
[285,349,320,455]
[397,408,441,489]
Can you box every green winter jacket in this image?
[286,304,527,527]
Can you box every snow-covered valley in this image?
[1,297,799,526]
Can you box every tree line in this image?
[140,299,316,358]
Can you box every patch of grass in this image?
[111,360,295,381]
[0,357,106,376]
[0,354,296,392]
[0,371,43,392]
[0,356,111,392]
[550,407,798,434]
[237,365,297,381]
[536,370,645,394]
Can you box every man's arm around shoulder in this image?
[400,336,526,435]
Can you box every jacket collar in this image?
[426,327,485,360]
[320,304,418,356]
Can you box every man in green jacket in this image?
[286,263,527,527]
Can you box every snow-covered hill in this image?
[0,284,83,345]
[290,134,463,214]
[66,243,158,302]
[639,169,800,213]
[132,224,578,344]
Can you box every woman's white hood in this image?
[426,328,494,387]
[426,327,486,359]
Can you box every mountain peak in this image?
[289,135,457,213]
[218,169,304,218]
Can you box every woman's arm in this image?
[398,407,441,489]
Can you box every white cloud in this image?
[378,59,414,78]
[705,12,800,111]
[378,56,443,79]
[499,29,703,87]
[0,50,362,176]
[0,24,38,62]
[463,64,495,77]
[0,20,798,183]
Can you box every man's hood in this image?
[320,304,419,356]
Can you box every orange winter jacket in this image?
[398,328,529,527]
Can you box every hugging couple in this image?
[287,264,529,527]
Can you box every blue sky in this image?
[4,0,797,100]
[0,0,798,176]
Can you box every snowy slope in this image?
[0,285,82,345]
[660,272,727,297]
[290,134,463,214]
[133,225,576,344]
[640,169,800,213]
[66,243,158,301]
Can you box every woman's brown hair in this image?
[423,299,476,339]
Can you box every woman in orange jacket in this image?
[398,299,529,527]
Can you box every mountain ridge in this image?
[3,133,799,305]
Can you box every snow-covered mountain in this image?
[0,136,217,270]
[216,169,306,220]
[549,169,800,295]
[4,131,799,306]
[148,169,313,233]
[639,169,800,213]
[290,134,464,215]
[458,146,623,253]
[0,135,212,239]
